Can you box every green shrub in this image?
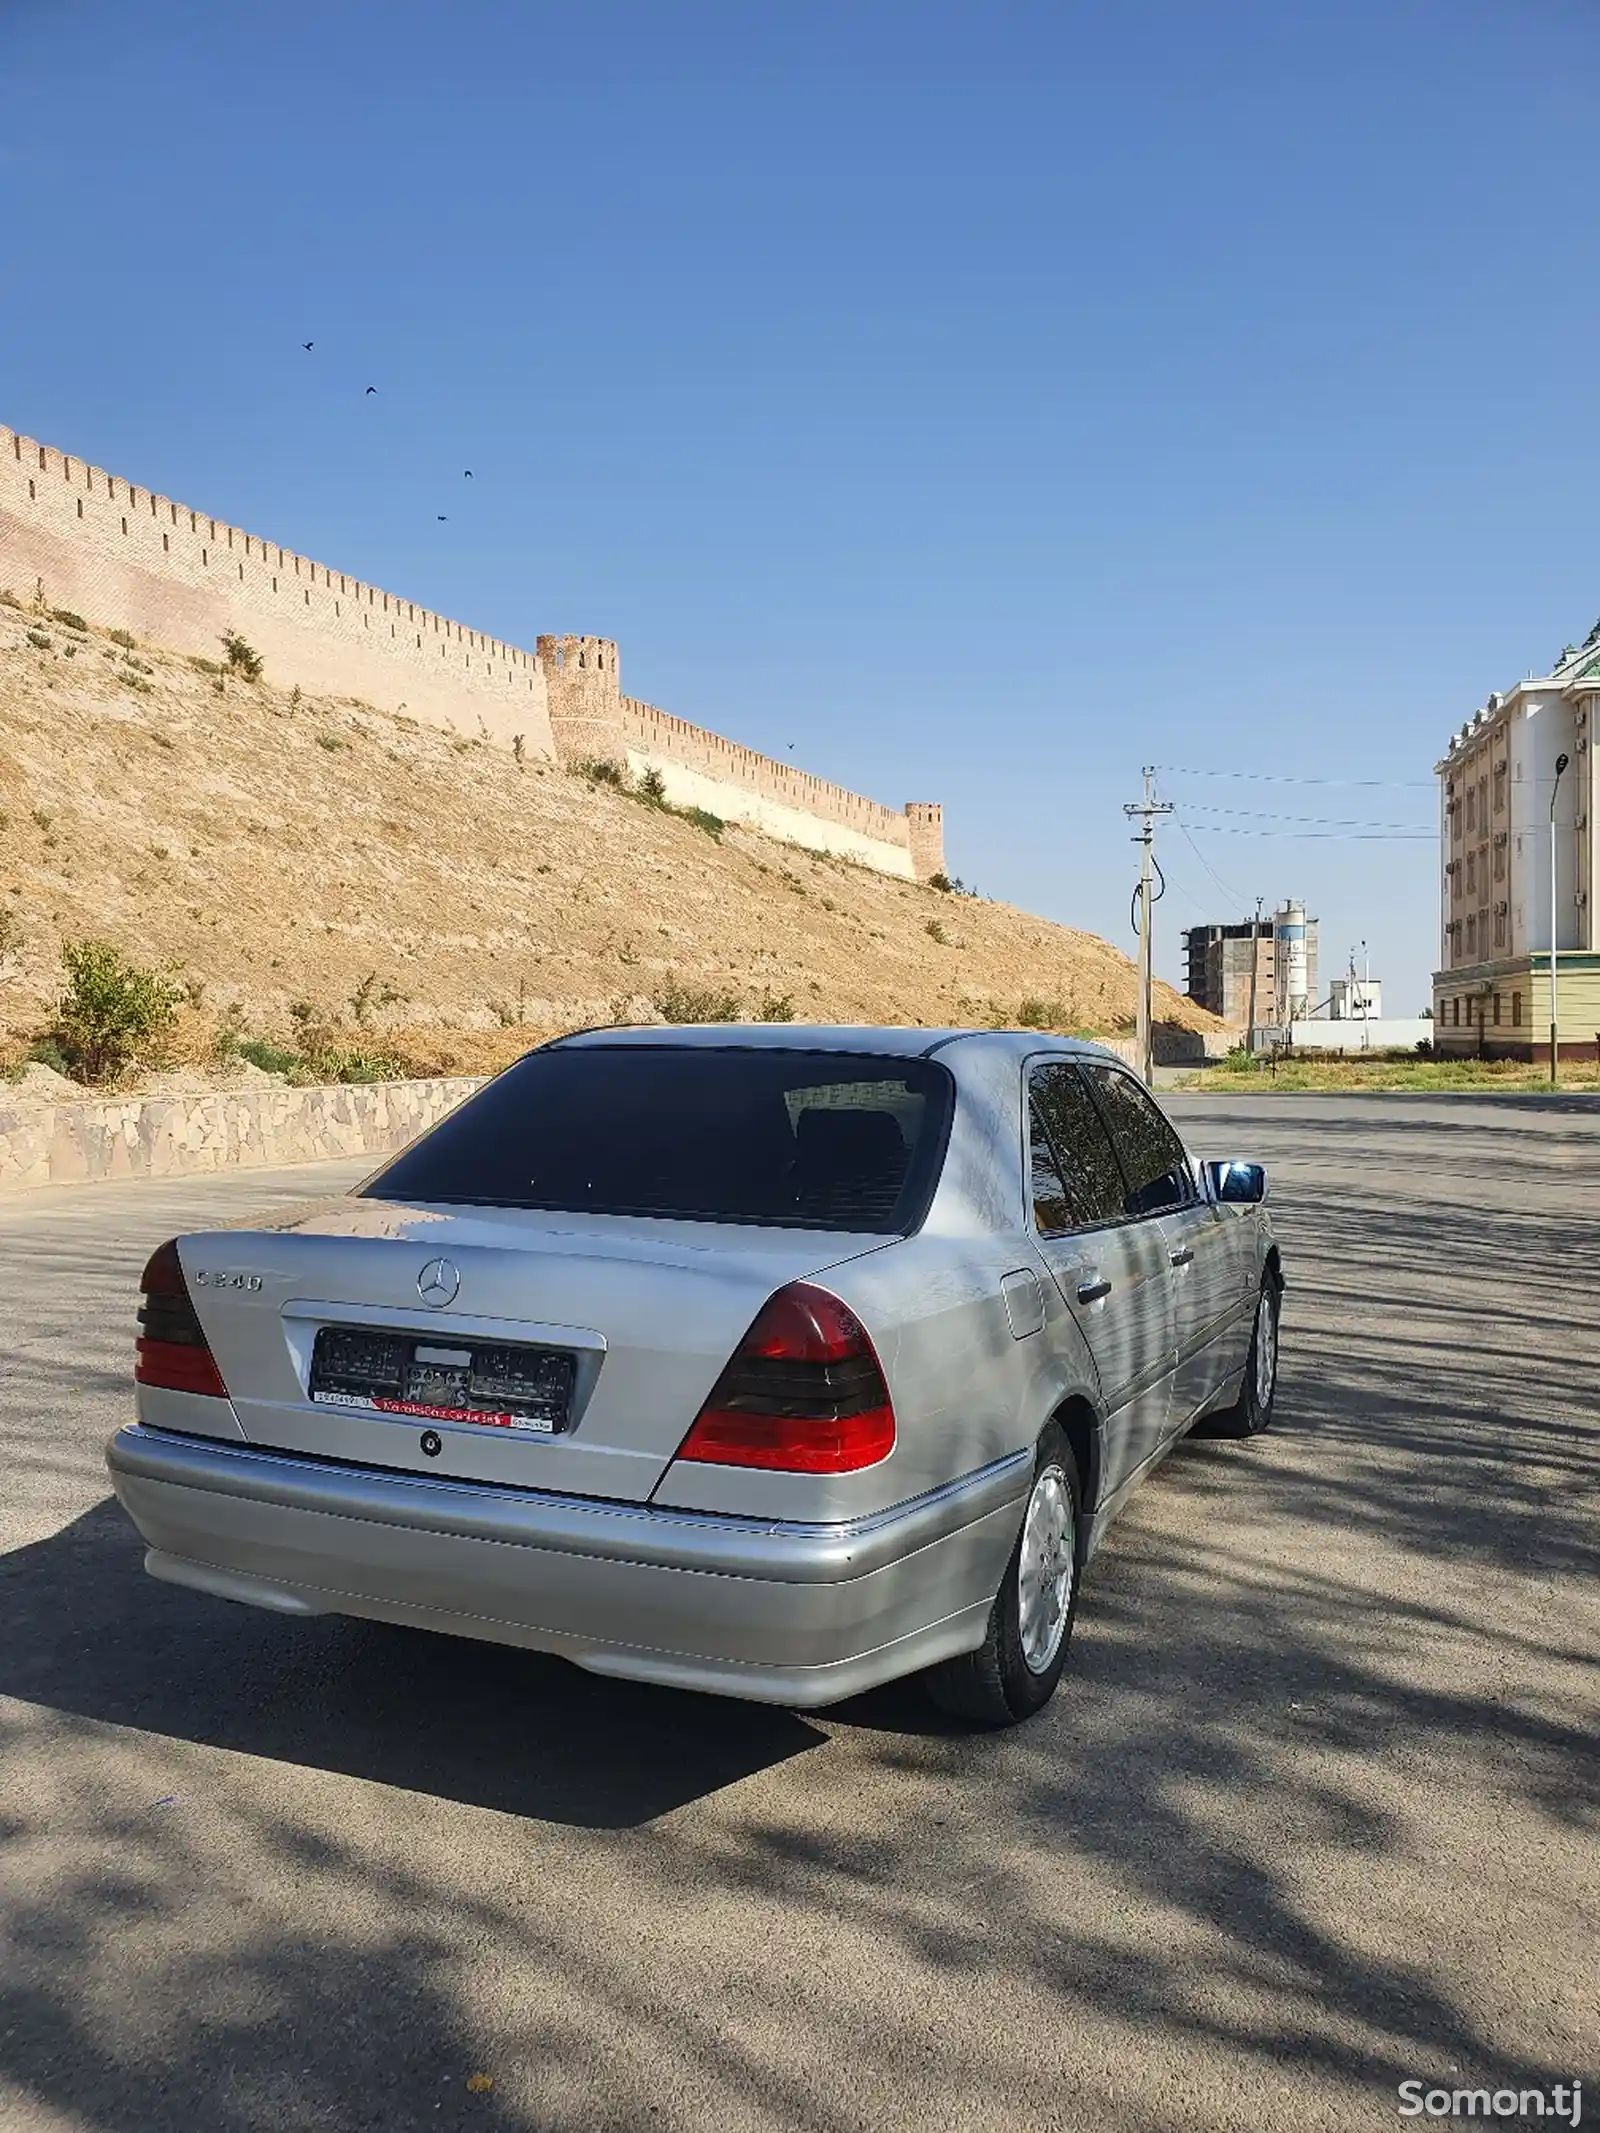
[929,872,953,893]
[316,732,344,752]
[234,1036,299,1076]
[25,1037,74,1077]
[638,767,668,805]
[925,918,949,945]
[300,1038,404,1084]
[683,807,724,838]
[26,629,51,651]
[108,629,137,650]
[755,988,796,1023]
[49,939,183,1083]
[49,609,87,632]
[1018,998,1071,1029]
[188,655,222,677]
[577,756,627,787]
[220,631,263,680]
[652,980,742,1024]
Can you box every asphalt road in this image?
[1,1095,1596,2133]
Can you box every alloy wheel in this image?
[1017,1464,1075,1675]
[1255,1290,1278,1409]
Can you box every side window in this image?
[1028,1102,1074,1235]
[1080,1065,1195,1218]
[1028,1064,1127,1231]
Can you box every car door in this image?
[1026,1061,1177,1498]
[1076,1062,1229,1437]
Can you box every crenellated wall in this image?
[1,425,553,755]
[0,422,946,880]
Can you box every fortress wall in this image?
[0,421,946,882]
[0,428,554,756]
[622,697,931,874]
[625,743,917,876]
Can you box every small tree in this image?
[52,939,183,1083]
[220,631,263,680]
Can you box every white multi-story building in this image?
[1434,622,1600,1058]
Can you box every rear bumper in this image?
[105,1425,1030,1707]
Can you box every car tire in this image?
[924,1423,1082,1728]
[1200,1272,1281,1438]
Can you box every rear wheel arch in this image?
[1051,1394,1103,1514]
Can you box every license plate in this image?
[309,1327,576,1434]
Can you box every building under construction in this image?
[1182,903,1319,1027]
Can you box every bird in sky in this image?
[464,470,473,479]
[437,515,447,522]
[301,341,313,351]
[365,385,378,395]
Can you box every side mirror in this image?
[1207,1159,1267,1205]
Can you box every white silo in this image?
[1276,900,1310,1021]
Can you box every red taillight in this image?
[676,1283,895,1474]
[135,1240,229,1400]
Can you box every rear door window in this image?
[363,1046,954,1234]
[1028,1064,1127,1232]
[1079,1063,1196,1218]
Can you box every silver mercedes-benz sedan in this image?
[107,1027,1281,1726]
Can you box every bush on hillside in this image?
[221,631,263,680]
[577,757,626,787]
[1018,998,1070,1030]
[50,939,184,1083]
[652,979,742,1024]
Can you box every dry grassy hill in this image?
[0,603,1217,1082]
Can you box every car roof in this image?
[549,1022,1122,1064]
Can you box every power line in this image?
[1174,815,1251,906]
[1183,824,1434,841]
[1158,765,1434,790]
[1179,802,1434,831]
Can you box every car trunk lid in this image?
[175,1198,891,1503]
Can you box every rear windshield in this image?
[362,1045,955,1233]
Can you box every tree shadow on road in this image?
[2,1105,1597,2130]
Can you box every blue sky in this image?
[4,0,1597,1010]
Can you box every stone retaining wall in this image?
[0,1076,484,1195]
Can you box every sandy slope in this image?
[0,607,1215,1074]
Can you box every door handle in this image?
[1076,1278,1112,1304]
[1169,1247,1195,1267]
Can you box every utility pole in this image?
[1550,750,1569,1087]
[1361,938,1370,1052]
[1244,893,1265,1055]
[1124,767,1173,1084]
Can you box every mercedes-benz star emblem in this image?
[417,1257,460,1307]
